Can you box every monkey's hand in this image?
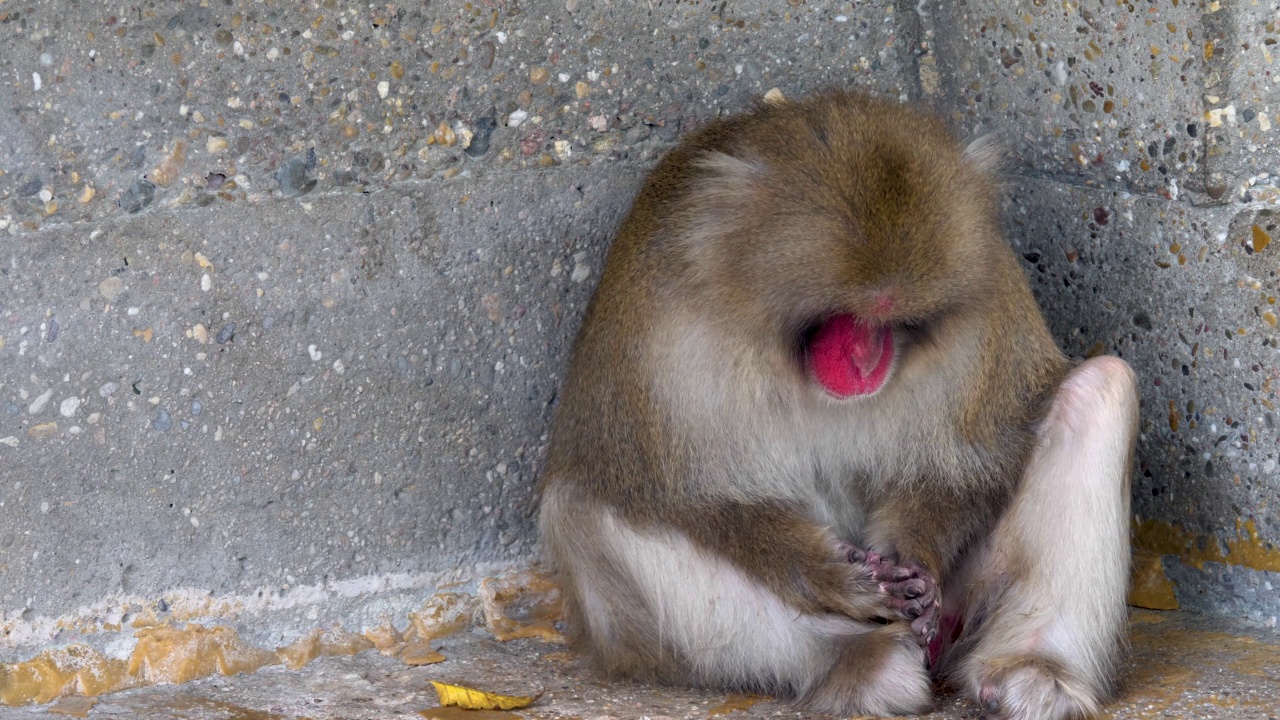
[843,546,940,647]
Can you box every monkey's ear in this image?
[678,152,765,267]
[695,151,765,187]
[963,133,1005,176]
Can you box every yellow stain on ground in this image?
[1111,610,1280,719]
[0,566,569,707]
[707,693,766,717]
[1133,517,1280,572]
[397,640,447,666]
[479,570,565,643]
[276,626,375,671]
[0,645,136,705]
[362,623,405,654]
[0,621,421,706]
[130,623,278,684]
[1127,548,1179,610]
[410,591,479,640]
[47,696,97,718]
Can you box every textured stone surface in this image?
[1200,3,1280,202]
[0,167,625,623]
[0,0,924,660]
[926,0,1280,626]
[926,0,1206,196]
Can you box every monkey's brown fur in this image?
[539,90,1128,718]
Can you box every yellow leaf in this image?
[429,680,539,711]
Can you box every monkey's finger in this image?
[866,560,912,582]
[881,594,933,622]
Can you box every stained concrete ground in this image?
[0,610,1275,720]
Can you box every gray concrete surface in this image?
[0,610,1276,720]
[0,0,919,654]
[0,0,1277,695]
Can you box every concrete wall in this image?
[0,0,1275,665]
[921,0,1280,624]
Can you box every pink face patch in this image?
[807,314,894,398]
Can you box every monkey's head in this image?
[675,91,1006,400]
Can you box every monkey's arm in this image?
[657,499,917,623]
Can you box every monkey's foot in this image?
[976,656,1098,720]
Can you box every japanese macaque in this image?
[538,90,1138,720]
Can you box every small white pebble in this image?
[32,72,42,91]
[333,359,345,375]
[507,109,528,127]
[308,344,323,362]
[571,263,591,283]
[558,72,571,83]
[377,81,389,99]
[200,273,212,292]
[59,397,81,418]
[28,389,53,414]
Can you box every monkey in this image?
[538,90,1138,720]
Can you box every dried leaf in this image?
[429,680,539,711]
[399,641,446,666]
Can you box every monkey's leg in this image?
[541,488,933,715]
[862,484,1007,650]
[951,356,1138,720]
